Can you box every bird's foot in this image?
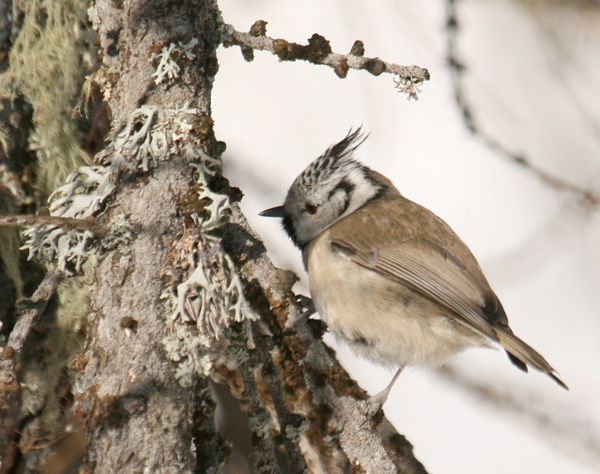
[296,294,315,317]
[366,391,388,419]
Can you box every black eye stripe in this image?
[328,179,355,200]
[327,179,355,215]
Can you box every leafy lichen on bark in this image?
[71,0,236,471]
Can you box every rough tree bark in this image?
[0,0,428,472]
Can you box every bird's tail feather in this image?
[495,328,568,390]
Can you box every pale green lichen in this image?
[99,106,165,172]
[0,4,91,457]
[0,199,24,297]
[163,321,213,387]
[22,104,188,273]
[22,166,115,274]
[169,234,253,337]
[393,73,424,101]
[0,0,90,197]
[164,231,257,387]
[100,210,134,251]
[0,0,89,293]
[54,269,92,343]
[162,146,258,386]
[152,39,198,85]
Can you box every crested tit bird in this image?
[260,128,567,411]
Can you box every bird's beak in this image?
[259,206,285,218]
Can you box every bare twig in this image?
[4,268,63,352]
[223,21,430,100]
[0,214,105,234]
[445,0,600,207]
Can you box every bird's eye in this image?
[305,203,318,215]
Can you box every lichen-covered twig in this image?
[0,269,63,468]
[445,0,600,208]
[21,165,115,274]
[222,21,430,100]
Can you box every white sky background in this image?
[212,0,600,472]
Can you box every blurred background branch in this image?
[445,0,600,208]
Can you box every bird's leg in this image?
[367,367,403,418]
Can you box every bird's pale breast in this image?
[305,228,487,369]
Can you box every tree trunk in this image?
[77,1,227,471]
[1,1,426,472]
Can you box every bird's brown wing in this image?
[328,196,567,389]
[330,235,499,341]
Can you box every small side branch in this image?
[0,214,106,234]
[0,269,63,470]
[445,0,600,208]
[223,21,430,100]
[4,269,63,352]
